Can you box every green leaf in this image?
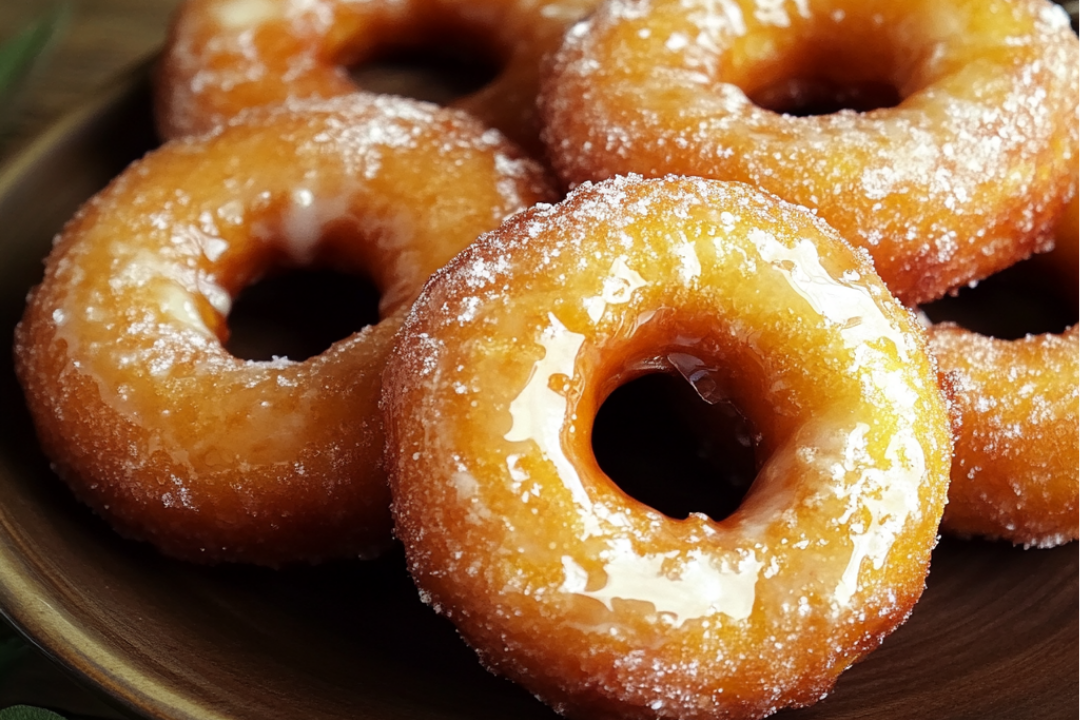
[0,2,71,100]
[0,707,69,720]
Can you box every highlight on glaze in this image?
[383,175,952,720]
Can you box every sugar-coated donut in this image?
[540,0,1080,306]
[929,325,1078,548]
[928,196,1079,548]
[383,176,952,720]
[155,0,598,153]
[14,94,554,566]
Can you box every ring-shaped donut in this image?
[383,175,952,719]
[14,94,554,566]
[929,193,1079,548]
[155,0,598,153]
[929,325,1078,547]
[540,0,1079,306]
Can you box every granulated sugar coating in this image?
[13,94,554,566]
[926,188,1079,548]
[540,0,1079,306]
[383,176,952,720]
[929,325,1079,548]
[156,0,600,153]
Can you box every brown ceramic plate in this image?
[0,64,1077,720]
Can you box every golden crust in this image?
[930,324,1079,547]
[155,0,598,153]
[383,176,952,720]
[13,94,554,566]
[540,0,1080,306]
[928,196,1080,547]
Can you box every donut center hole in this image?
[349,39,501,105]
[735,21,911,117]
[592,373,758,522]
[920,257,1077,339]
[748,78,902,116]
[225,268,381,361]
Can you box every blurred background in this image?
[0,0,180,164]
[1,7,181,718]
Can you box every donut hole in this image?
[735,21,916,116]
[591,373,759,521]
[224,268,381,361]
[921,257,1078,339]
[348,35,501,106]
[748,78,901,117]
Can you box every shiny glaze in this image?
[384,176,952,720]
[13,93,553,565]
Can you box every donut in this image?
[929,325,1078,548]
[383,176,952,719]
[927,194,1079,548]
[13,94,554,566]
[155,0,598,153]
[539,0,1080,306]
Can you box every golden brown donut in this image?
[155,0,598,153]
[384,175,952,720]
[929,325,1078,547]
[13,94,554,566]
[540,0,1079,306]
[929,192,1079,548]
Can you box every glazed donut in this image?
[540,0,1080,306]
[155,0,598,153]
[13,94,554,566]
[383,176,952,720]
[928,195,1079,548]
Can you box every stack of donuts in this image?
[12,0,1078,718]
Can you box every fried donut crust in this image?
[540,0,1079,306]
[930,324,1078,547]
[929,186,1080,548]
[13,94,553,566]
[383,176,952,720]
[155,0,598,153]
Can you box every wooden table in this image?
[0,0,181,165]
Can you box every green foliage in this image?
[0,707,69,720]
[0,3,70,103]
